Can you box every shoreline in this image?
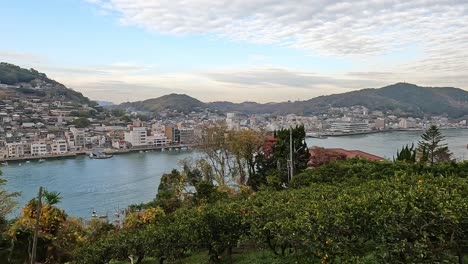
[309,127,467,138]
[0,144,196,163]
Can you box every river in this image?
[3,129,468,219]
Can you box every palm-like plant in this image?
[43,189,62,206]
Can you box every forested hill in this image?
[116,83,468,117]
[211,83,468,117]
[116,93,208,114]
[0,62,96,106]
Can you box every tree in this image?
[120,115,132,122]
[395,143,416,162]
[43,190,62,206]
[271,125,310,185]
[418,125,452,165]
[72,117,91,128]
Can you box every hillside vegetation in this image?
[211,83,468,117]
[114,83,468,117]
[0,62,96,106]
[117,93,207,114]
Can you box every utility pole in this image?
[31,186,43,264]
[289,126,294,181]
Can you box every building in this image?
[308,147,384,167]
[112,139,128,149]
[226,112,240,130]
[399,118,417,129]
[50,139,68,155]
[178,128,195,144]
[374,118,386,130]
[124,127,147,147]
[147,133,169,147]
[6,142,27,158]
[31,143,48,156]
[164,126,180,144]
[68,127,86,149]
[330,121,370,133]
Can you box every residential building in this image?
[124,127,147,147]
[6,142,27,158]
[147,133,169,147]
[399,118,417,129]
[164,126,180,144]
[374,118,386,130]
[50,139,68,155]
[112,139,127,149]
[31,143,48,156]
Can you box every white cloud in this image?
[88,0,467,55]
[84,0,468,92]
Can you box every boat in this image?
[139,150,144,153]
[89,151,113,159]
[1,162,8,166]
[38,159,45,163]
[306,132,328,139]
[26,160,31,163]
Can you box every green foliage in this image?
[118,93,207,114]
[0,62,97,106]
[72,117,91,128]
[395,143,416,162]
[253,125,310,189]
[43,189,62,205]
[119,115,132,122]
[210,83,468,118]
[418,125,453,165]
[0,63,43,84]
[291,158,468,187]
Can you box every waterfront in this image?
[3,150,196,219]
[3,129,468,219]
[307,129,468,160]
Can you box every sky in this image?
[0,0,467,103]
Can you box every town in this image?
[0,82,467,162]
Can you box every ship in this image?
[89,151,113,159]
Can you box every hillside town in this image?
[0,86,467,162]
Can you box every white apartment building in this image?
[147,133,169,147]
[67,127,86,150]
[31,143,48,156]
[50,139,68,155]
[6,142,27,158]
[399,118,417,129]
[124,127,147,147]
[330,121,370,133]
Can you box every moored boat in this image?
[89,151,113,159]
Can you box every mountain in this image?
[0,62,96,106]
[118,93,207,113]
[96,101,114,107]
[210,83,468,117]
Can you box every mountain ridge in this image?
[116,83,468,117]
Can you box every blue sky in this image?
[1,0,467,103]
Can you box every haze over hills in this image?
[0,62,96,106]
[115,83,468,118]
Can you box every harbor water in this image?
[3,129,468,218]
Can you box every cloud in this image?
[0,51,46,63]
[84,0,468,93]
[87,0,468,56]
[204,68,385,89]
